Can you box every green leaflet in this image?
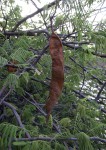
[13,141,27,146]
[77,103,86,117]
[30,141,39,150]
[21,72,29,83]
[18,141,51,150]
[0,123,9,148]
[0,56,8,67]
[60,118,71,127]
[55,142,65,150]
[21,143,31,150]
[22,104,36,123]
[4,73,19,88]
[89,123,106,136]
[10,48,34,63]
[9,125,18,144]
[77,132,94,150]
[0,123,25,148]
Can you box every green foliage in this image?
[13,140,51,150]
[4,73,19,88]
[60,118,71,127]
[25,125,39,137]
[91,31,106,51]
[13,141,27,146]
[0,123,24,149]
[89,123,106,136]
[13,36,30,50]
[0,56,8,67]
[48,115,53,126]
[22,104,36,123]
[21,72,30,84]
[77,132,94,150]
[55,142,65,150]
[55,15,65,28]
[10,48,34,63]
[0,0,106,150]
[77,103,86,117]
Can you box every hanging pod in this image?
[44,32,64,121]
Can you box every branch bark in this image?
[0,85,7,98]
[12,0,62,31]
[0,88,12,105]
[31,44,49,66]
[2,29,50,37]
[92,52,106,58]
[13,136,106,143]
[95,81,106,101]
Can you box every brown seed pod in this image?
[44,32,64,121]
[7,60,18,72]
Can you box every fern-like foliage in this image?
[55,142,66,150]
[10,48,34,63]
[4,73,19,88]
[0,56,8,67]
[0,123,25,149]
[77,132,94,150]
[16,141,51,150]
[89,123,106,137]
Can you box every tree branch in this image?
[2,29,50,37]
[24,92,61,133]
[12,0,62,31]
[23,94,69,149]
[0,88,12,105]
[13,136,106,143]
[73,90,106,114]
[30,70,106,115]
[92,52,106,58]
[30,0,48,29]
[2,101,31,138]
[63,42,106,58]
[31,44,49,66]
[95,81,106,101]
[0,85,7,98]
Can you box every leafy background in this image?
[0,0,106,149]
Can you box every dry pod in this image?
[7,60,18,72]
[44,32,64,121]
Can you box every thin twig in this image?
[95,81,106,101]
[30,0,48,29]
[23,93,69,150]
[0,85,7,97]
[69,57,103,84]
[3,101,31,138]
[2,29,50,37]
[0,88,12,105]
[12,136,106,143]
[73,90,106,114]
[31,44,49,66]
